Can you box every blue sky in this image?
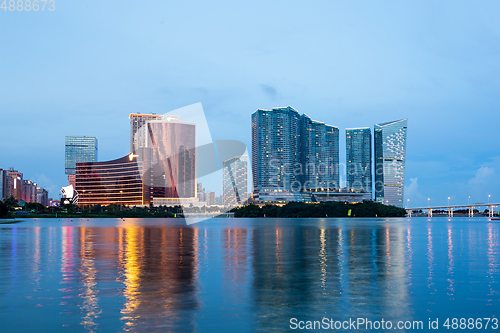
[1,0,499,207]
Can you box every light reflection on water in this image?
[0,217,499,332]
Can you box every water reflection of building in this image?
[117,226,198,331]
[250,223,411,331]
[222,228,250,304]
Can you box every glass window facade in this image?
[139,119,197,200]
[374,119,408,207]
[223,155,248,206]
[252,107,301,191]
[65,136,98,175]
[300,114,339,191]
[130,113,164,154]
[346,128,372,192]
[251,107,340,195]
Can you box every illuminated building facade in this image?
[251,107,301,193]
[4,168,23,201]
[374,119,407,207]
[223,155,248,206]
[346,127,372,192]
[22,180,37,203]
[300,114,339,190]
[129,113,164,154]
[75,154,149,206]
[65,136,98,175]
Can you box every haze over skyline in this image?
[1,0,499,207]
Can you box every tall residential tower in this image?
[346,128,372,192]
[223,155,248,206]
[374,119,407,207]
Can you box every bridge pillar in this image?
[489,205,494,217]
[428,208,433,217]
[406,209,412,217]
[448,207,453,217]
[468,206,474,217]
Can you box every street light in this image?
[448,197,450,206]
[488,195,491,205]
[468,196,470,205]
[407,198,410,208]
[428,198,430,207]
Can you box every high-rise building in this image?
[129,113,164,154]
[22,180,37,203]
[251,106,300,193]
[0,169,4,200]
[346,128,372,192]
[374,119,408,207]
[65,136,98,175]
[251,106,340,201]
[139,116,197,205]
[3,168,23,201]
[300,114,339,191]
[36,187,49,207]
[207,191,215,206]
[223,155,248,206]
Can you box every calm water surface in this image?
[0,217,499,332]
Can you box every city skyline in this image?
[1,1,499,207]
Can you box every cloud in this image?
[404,177,426,206]
[260,84,277,99]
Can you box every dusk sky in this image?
[1,0,499,207]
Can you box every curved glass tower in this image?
[374,119,407,207]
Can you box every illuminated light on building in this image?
[129,113,164,154]
[374,119,408,207]
[75,155,148,206]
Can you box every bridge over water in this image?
[406,203,500,217]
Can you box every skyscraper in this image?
[300,114,339,190]
[374,119,408,207]
[223,155,248,206]
[140,116,197,204]
[130,113,164,154]
[251,106,300,192]
[346,127,372,192]
[65,136,98,175]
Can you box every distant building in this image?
[129,113,164,154]
[207,191,215,206]
[3,168,23,201]
[346,128,372,192]
[374,119,408,207]
[36,187,49,207]
[22,180,37,203]
[0,168,4,200]
[300,114,339,191]
[223,155,248,206]
[65,136,98,175]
